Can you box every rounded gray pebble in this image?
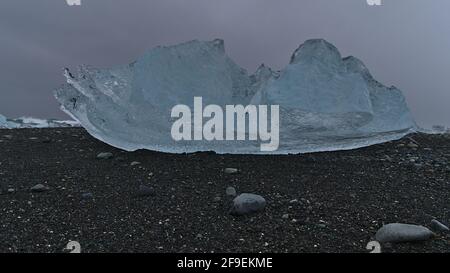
[430,219,449,233]
[230,193,266,216]
[97,152,113,159]
[375,223,434,243]
[226,186,237,197]
[224,168,238,174]
[30,184,50,193]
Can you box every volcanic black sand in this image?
[0,128,449,253]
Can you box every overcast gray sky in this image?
[0,0,449,128]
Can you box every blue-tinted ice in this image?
[54,39,416,154]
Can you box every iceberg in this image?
[55,39,416,154]
[0,114,79,129]
[0,114,8,128]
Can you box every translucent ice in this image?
[55,39,416,154]
[0,114,9,128]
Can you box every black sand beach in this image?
[0,128,449,253]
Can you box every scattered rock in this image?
[430,219,449,233]
[282,214,289,219]
[224,168,238,174]
[81,192,94,199]
[130,161,141,166]
[225,186,237,197]
[375,223,434,243]
[213,196,221,202]
[97,152,113,159]
[136,185,154,197]
[317,220,327,228]
[7,188,15,194]
[407,143,419,148]
[384,155,393,162]
[230,193,266,216]
[30,184,50,193]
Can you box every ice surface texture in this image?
[55,39,416,154]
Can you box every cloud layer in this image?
[0,0,449,128]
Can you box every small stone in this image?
[226,186,237,197]
[81,192,94,199]
[130,161,141,166]
[7,188,15,194]
[407,143,419,148]
[230,193,266,216]
[213,196,221,202]
[289,199,299,204]
[282,214,289,219]
[30,184,50,193]
[224,168,238,174]
[375,223,434,243]
[96,152,113,159]
[136,185,154,197]
[430,219,449,233]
